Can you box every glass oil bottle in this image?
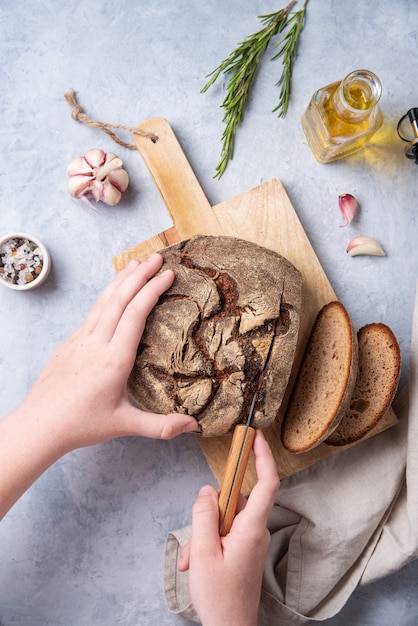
[301,69,384,163]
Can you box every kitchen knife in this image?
[218,324,276,536]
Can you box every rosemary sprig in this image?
[272,0,308,117]
[201,1,297,179]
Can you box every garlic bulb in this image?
[346,236,386,257]
[67,148,129,206]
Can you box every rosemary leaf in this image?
[202,1,297,179]
[272,1,308,117]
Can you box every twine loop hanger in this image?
[64,90,159,149]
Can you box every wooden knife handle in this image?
[218,424,256,536]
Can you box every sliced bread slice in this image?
[325,323,401,446]
[281,301,358,454]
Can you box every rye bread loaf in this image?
[281,301,358,453]
[326,323,401,446]
[127,235,302,436]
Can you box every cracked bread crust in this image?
[127,235,302,436]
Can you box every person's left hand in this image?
[20,253,198,453]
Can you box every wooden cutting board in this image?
[113,117,397,494]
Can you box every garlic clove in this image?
[101,180,123,205]
[90,180,103,203]
[104,152,118,163]
[339,193,358,227]
[67,175,94,199]
[346,236,386,257]
[108,168,129,192]
[67,156,93,177]
[84,148,106,169]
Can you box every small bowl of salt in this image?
[0,232,51,291]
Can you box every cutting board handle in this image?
[134,117,223,239]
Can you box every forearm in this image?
[0,402,68,520]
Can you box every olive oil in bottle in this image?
[301,69,384,163]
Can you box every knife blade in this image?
[218,323,276,536]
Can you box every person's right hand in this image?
[178,429,279,626]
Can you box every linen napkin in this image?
[164,281,418,624]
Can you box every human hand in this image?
[0,253,198,519]
[19,253,198,453]
[178,430,279,626]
